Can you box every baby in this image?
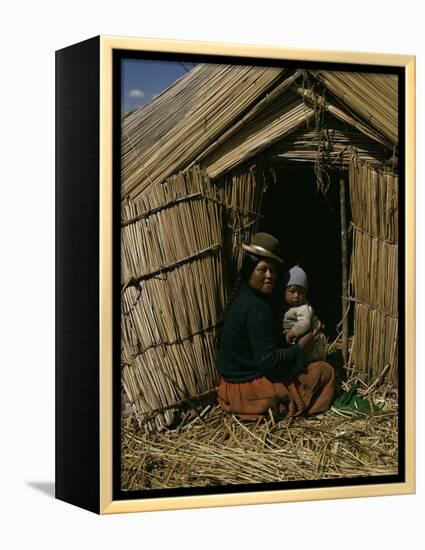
[282,265,327,362]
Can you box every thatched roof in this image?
[122,64,398,200]
[265,116,391,166]
[122,64,287,199]
[313,71,398,145]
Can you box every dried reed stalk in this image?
[121,385,398,490]
[293,86,393,150]
[350,231,398,316]
[122,65,397,201]
[216,163,267,280]
[122,64,286,199]
[266,119,391,166]
[349,303,398,383]
[314,71,398,145]
[202,91,314,179]
[121,163,266,431]
[348,157,398,384]
[349,157,398,242]
[121,166,226,431]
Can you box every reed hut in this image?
[121,64,398,431]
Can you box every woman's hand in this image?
[297,331,315,350]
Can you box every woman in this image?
[216,232,336,419]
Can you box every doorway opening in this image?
[260,162,349,339]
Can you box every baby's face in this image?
[285,285,306,307]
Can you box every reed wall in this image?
[348,157,399,384]
[121,163,265,431]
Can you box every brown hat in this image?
[242,232,283,265]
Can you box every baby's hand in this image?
[285,330,297,344]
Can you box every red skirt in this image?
[217,361,336,419]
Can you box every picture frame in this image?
[55,35,415,514]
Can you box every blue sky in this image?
[121,59,195,114]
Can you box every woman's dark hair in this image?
[223,254,258,314]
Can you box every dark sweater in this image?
[216,284,305,382]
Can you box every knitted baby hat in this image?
[287,265,308,290]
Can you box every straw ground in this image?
[121,374,398,491]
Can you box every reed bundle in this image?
[293,85,393,150]
[349,304,398,383]
[349,158,398,241]
[121,166,227,430]
[122,333,219,431]
[266,118,390,166]
[121,163,266,431]
[121,256,224,357]
[216,163,266,278]
[350,231,398,316]
[122,64,286,200]
[122,64,398,201]
[203,90,314,179]
[348,157,398,384]
[314,71,398,145]
[121,383,398,490]
[192,71,302,167]
[121,165,223,284]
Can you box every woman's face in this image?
[248,260,277,295]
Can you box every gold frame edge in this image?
[99,37,114,513]
[98,36,416,515]
[404,56,416,495]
